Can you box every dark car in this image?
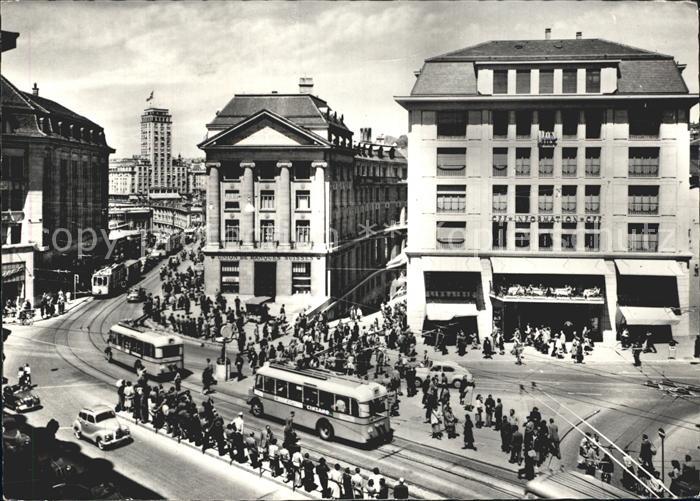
[3,418,32,455]
[3,384,41,412]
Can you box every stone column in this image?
[205,162,221,247]
[276,161,292,248]
[311,161,327,248]
[240,161,255,247]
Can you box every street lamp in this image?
[658,427,666,482]
[214,323,235,382]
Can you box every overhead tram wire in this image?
[526,382,676,499]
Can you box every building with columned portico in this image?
[396,30,696,343]
[198,79,407,310]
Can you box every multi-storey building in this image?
[198,79,406,308]
[396,31,695,342]
[2,30,114,302]
[188,161,207,199]
[140,107,174,191]
[108,158,136,195]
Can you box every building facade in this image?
[199,79,406,307]
[188,161,207,199]
[140,107,176,192]
[108,204,152,231]
[396,32,695,341]
[108,158,136,195]
[2,31,114,302]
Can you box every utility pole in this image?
[658,428,666,484]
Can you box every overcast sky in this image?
[3,1,698,158]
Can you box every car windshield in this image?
[368,397,387,416]
[95,411,116,423]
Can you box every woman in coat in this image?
[443,404,458,439]
[430,407,443,439]
[462,414,476,450]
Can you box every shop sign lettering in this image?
[491,214,602,223]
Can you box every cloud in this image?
[2,1,697,158]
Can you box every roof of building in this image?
[148,192,182,200]
[207,93,351,133]
[429,38,672,61]
[2,75,113,149]
[410,38,689,97]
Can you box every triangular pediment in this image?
[236,125,304,146]
[199,109,330,149]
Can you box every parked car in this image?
[126,287,145,303]
[72,405,131,450]
[3,384,41,412]
[414,360,474,388]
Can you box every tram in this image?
[91,263,127,297]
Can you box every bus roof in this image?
[110,323,183,348]
[525,470,638,499]
[257,363,387,402]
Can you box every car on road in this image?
[72,405,131,450]
[414,360,474,388]
[126,287,145,303]
[3,384,41,412]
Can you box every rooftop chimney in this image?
[545,28,551,40]
[299,77,314,95]
[32,82,39,96]
[576,31,582,40]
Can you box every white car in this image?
[414,361,474,389]
[72,405,131,450]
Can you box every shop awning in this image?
[490,257,607,275]
[2,262,25,283]
[618,306,681,326]
[386,251,407,269]
[426,302,478,321]
[421,256,482,273]
[615,259,684,277]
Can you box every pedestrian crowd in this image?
[114,377,411,499]
[3,290,73,323]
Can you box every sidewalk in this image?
[2,296,93,326]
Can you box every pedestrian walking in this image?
[510,425,523,465]
[392,478,409,499]
[639,434,657,474]
[317,458,331,498]
[548,418,560,459]
[632,339,643,367]
[484,394,495,428]
[430,406,443,439]
[494,398,503,431]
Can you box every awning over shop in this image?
[490,257,607,275]
[421,256,482,273]
[426,302,478,321]
[618,306,681,326]
[2,262,25,283]
[386,251,407,269]
[615,259,684,277]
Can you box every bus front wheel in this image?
[316,419,334,441]
[250,400,264,417]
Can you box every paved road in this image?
[3,265,516,500]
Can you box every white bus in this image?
[92,263,127,297]
[247,363,392,445]
[105,323,184,378]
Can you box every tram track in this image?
[44,290,523,499]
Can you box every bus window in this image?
[288,383,303,402]
[319,391,334,412]
[143,343,155,358]
[263,376,275,394]
[303,387,318,407]
[275,380,288,398]
[255,374,263,390]
[335,395,349,414]
[351,399,359,418]
[369,397,387,416]
[132,340,144,356]
[160,345,181,358]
